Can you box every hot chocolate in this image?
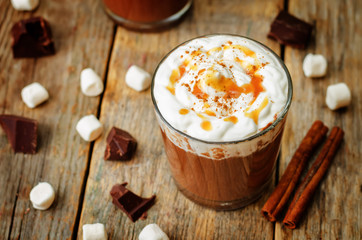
[102,0,192,30]
[151,34,292,210]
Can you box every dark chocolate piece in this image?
[11,17,55,58]
[268,11,313,49]
[104,127,137,160]
[110,182,156,222]
[0,115,38,154]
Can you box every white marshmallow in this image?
[125,65,151,92]
[76,115,103,141]
[29,182,55,210]
[21,82,49,108]
[326,83,351,110]
[83,223,107,240]
[10,0,39,11]
[139,224,169,240]
[80,68,104,97]
[302,53,328,78]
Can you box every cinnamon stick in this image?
[283,127,344,229]
[261,120,328,222]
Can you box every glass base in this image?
[103,1,192,31]
[174,178,271,211]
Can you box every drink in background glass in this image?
[102,0,192,30]
[151,34,292,210]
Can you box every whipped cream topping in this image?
[153,35,289,141]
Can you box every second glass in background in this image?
[102,0,193,31]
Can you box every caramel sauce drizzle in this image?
[224,116,238,124]
[166,62,186,95]
[245,97,269,124]
[192,84,209,99]
[179,108,189,115]
[204,110,216,117]
[207,47,222,54]
[169,44,268,126]
[201,120,212,131]
[196,113,207,120]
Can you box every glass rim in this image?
[151,33,293,144]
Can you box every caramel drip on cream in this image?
[245,97,269,124]
[192,84,209,99]
[224,116,238,124]
[201,120,212,131]
[179,108,189,115]
[203,73,264,101]
[207,47,222,54]
[196,113,207,120]
[166,63,186,95]
[204,110,216,116]
[168,43,267,125]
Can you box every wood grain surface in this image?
[78,0,283,239]
[277,0,361,239]
[0,0,113,239]
[0,0,360,239]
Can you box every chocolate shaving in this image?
[0,114,38,154]
[11,17,55,58]
[268,11,313,49]
[104,127,137,161]
[110,182,156,222]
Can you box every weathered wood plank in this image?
[78,0,284,239]
[277,0,361,239]
[0,0,114,239]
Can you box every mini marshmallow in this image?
[11,0,39,11]
[326,83,351,110]
[302,53,328,78]
[125,65,151,92]
[139,224,169,240]
[29,182,55,210]
[83,223,107,240]
[80,68,104,97]
[76,115,103,141]
[21,82,49,108]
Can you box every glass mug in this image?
[151,34,293,210]
[102,0,193,30]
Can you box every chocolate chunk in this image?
[268,11,313,49]
[0,115,38,154]
[104,127,137,161]
[11,17,55,58]
[110,182,156,222]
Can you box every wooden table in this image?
[0,0,360,239]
